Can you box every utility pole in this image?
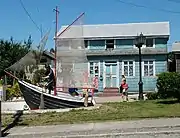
[53,6,59,96]
[53,6,59,38]
[0,77,3,137]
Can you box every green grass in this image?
[2,99,180,127]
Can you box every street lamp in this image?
[134,33,146,100]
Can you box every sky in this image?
[1,0,180,52]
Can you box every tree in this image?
[168,52,174,60]
[0,36,32,84]
[23,35,32,49]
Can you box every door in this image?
[105,62,117,87]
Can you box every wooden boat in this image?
[18,80,95,110]
[5,13,96,110]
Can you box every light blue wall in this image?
[126,55,167,92]
[88,55,168,93]
[87,38,168,92]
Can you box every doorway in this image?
[104,61,117,87]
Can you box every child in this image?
[119,75,129,101]
[119,75,126,95]
[121,80,129,101]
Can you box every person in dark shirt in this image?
[42,64,56,94]
[68,88,79,96]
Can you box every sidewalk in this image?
[5,118,180,137]
[2,95,139,112]
[94,95,140,103]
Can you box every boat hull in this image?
[18,80,94,110]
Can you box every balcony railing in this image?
[86,47,167,56]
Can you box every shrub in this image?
[6,82,21,100]
[32,68,46,84]
[156,72,180,100]
[146,92,159,100]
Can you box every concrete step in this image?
[104,88,119,94]
[103,91,119,94]
[104,88,119,90]
[98,93,120,97]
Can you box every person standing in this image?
[119,75,126,94]
[119,75,129,101]
[121,79,129,101]
[42,64,56,94]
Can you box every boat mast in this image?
[53,6,59,96]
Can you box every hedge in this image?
[156,72,180,100]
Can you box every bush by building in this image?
[146,92,159,100]
[156,72,180,100]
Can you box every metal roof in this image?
[57,21,170,39]
[172,42,180,52]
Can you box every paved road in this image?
[5,118,180,138]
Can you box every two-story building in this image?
[59,21,169,94]
[171,42,180,72]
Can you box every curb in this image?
[64,130,180,137]
[2,104,101,114]
[7,127,180,137]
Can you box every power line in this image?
[19,0,42,33]
[116,0,180,14]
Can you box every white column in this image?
[117,61,119,87]
[103,61,106,88]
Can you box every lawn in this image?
[2,99,180,127]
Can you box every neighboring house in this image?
[171,42,180,72]
[42,50,55,67]
[58,22,170,93]
[25,50,55,81]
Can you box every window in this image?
[89,62,94,75]
[122,61,135,77]
[143,61,155,76]
[94,63,99,75]
[106,39,114,49]
[89,62,99,77]
[146,38,154,47]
